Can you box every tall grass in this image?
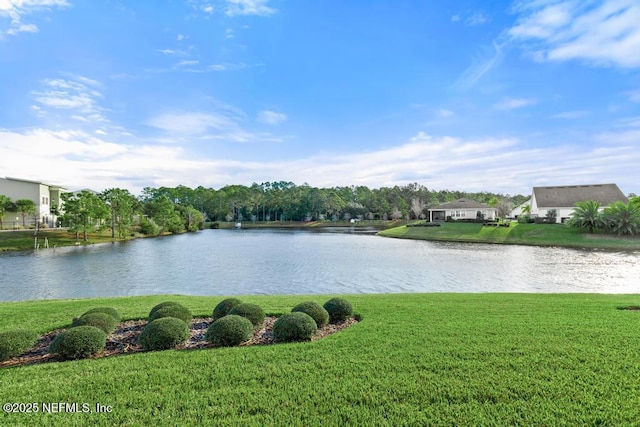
[1,293,640,425]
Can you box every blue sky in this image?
[1,0,639,196]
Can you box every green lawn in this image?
[378,222,640,250]
[1,293,640,426]
[0,230,129,252]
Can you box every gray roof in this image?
[429,198,492,210]
[533,184,627,208]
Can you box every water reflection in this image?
[0,229,638,302]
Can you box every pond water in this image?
[0,228,638,302]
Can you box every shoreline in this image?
[377,222,640,251]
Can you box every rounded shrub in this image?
[81,307,120,322]
[212,298,243,321]
[48,326,107,360]
[205,315,254,347]
[228,303,265,329]
[138,317,189,351]
[71,312,118,334]
[0,329,39,361]
[149,303,192,324]
[273,312,317,342]
[292,302,329,328]
[149,301,184,317]
[323,298,354,322]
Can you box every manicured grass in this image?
[2,293,640,425]
[378,222,640,250]
[0,230,127,252]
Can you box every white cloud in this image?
[257,110,287,125]
[494,97,537,110]
[176,34,187,41]
[451,15,460,22]
[201,4,214,14]
[2,125,638,196]
[157,48,186,56]
[453,41,503,90]
[176,59,200,67]
[31,76,105,120]
[625,88,640,102]
[146,110,283,143]
[551,110,589,119]
[436,108,455,118]
[225,0,275,17]
[6,22,37,34]
[508,0,640,68]
[466,12,488,26]
[0,0,68,37]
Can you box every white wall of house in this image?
[0,178,65,229]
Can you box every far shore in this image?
[377,221,640,251]
[1,220,638,252]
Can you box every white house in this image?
[428,198,497,222]
[0,177,67,229]
[528,183,627,223]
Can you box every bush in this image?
[139,217,160,236]
[149,303,192,324]
[291,302,329,328]
[81,307,120,322]
[212,298,243,321]
[149,301,192,323]
[149,301,183,317]
[228,303,265,329]
[205,315,254,347]
[273,312,317,342]
[323,298,354,322]
[71,312,118,334]
[138,317,189,351]
[48,326,107,360]
[0,329,39,361]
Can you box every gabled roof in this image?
[428,198,493,210]
[533,184,627,208]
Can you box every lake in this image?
[0,228,638,302]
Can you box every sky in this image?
[0,0,639,196]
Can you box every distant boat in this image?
[235,222,242,229]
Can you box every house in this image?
[509,199,531,219]
[528,183,628,223]
[0,177,67,229]
[428,198,497,222]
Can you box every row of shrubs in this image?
[0,297,356,362]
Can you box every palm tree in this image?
[568,200,602,233]
[602,201,640,236]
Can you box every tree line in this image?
[0,182,529,236]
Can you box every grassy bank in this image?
[378,222,640,250]
[2,293,640,425]
[0,229,131,252]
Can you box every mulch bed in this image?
[1,316,358,368]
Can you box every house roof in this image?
[428,198,493,210]
[533,184,627,208]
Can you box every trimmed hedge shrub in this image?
[228,303,265,328]
[212,298,243,321]
[138,317,189,351]
[273,312,317,342]
[0,329,39,361]
[81,307,121,322]
[323,298,354,322]
[291,302,329,328]
[48,326,107,360]
[149,303,192,324]
[149,301,184,317]
[205,315,254,347]
[71,312,118,334]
